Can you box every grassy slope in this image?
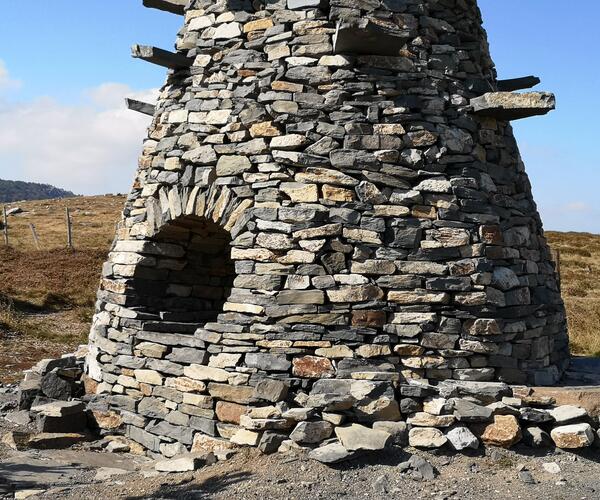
[546,232,600,356]
[0,195,124,343]
[0,196,598,357]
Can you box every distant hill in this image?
[0,179,76,203]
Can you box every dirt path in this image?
[2,442,600,500]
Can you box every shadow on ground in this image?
[125,471,253,500]
[0,459,86,490]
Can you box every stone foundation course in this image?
[10,353,600,464]
[84,0,570,457]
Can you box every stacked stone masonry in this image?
[85,0,569,457]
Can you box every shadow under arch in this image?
[130,214,235,325]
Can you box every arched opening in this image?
[131,215,234,325]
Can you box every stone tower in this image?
[86,0,569,454]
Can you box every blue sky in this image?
[0,1,598,233]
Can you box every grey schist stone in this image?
[334,19,412,56]
[497,76,541,92]
[470,92,556,120]
[287,0,323,9]
[126,98,156,116]
[131,45,193,70]
[142,0,186,15]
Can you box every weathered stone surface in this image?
[215,401,246,424]
[155,453,216,472]
[184,365,230,382]
[407,412,455,428]
[548,405,588,424]
[253,379,289,403]
[453,399,493,423]
[290,421,333,444]
[470,91,555,120]
[30,401,84,418]
[481,415,522,448]
[372,421,408,445]
[551,423,594,449]
[246,353,291,371]
[408,428,448,449]
[216,156,251,176]
[292,356,334,378]
[258,432,288,454]
[518,427,549,449]
[230,429,261,446]
[335,424,392,451]
[446,426,479,451]
[308,442,356,464]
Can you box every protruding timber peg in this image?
[142,0,186,15]
[131,45,193,70]
[470,92,555,120]
[497,76,541,92]
[334,19,412,56]
[126,98,156,116]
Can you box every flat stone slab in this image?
[517,386,600,417]
[0,449,147,490]
[126,98,156,116]
[470,91,555,120]
[131,45,193,70]
[334,19,412,57]
[142,0,186,15]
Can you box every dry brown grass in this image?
[0,195,124,346]
[3,195,124,250]
[546,231,600,356]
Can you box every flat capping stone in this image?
[126,98,156,116]
[131,44,193,70]
[469,91,555,121]
[142,0,186,15]
[333,19,412,57]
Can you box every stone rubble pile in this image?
[81,0,569,457]
[5,366,600,466]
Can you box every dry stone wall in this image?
[85,0,569,457]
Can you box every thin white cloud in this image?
[562,202,589,213]
[0,59,21,92]
[0,83,159,195]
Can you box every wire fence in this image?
[2,205,75,250]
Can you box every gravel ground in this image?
[3,426,600,500]
[35,446,600,500]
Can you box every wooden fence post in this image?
[29,223,40,250]
[66,207,73,249]
[2,206,8,246]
